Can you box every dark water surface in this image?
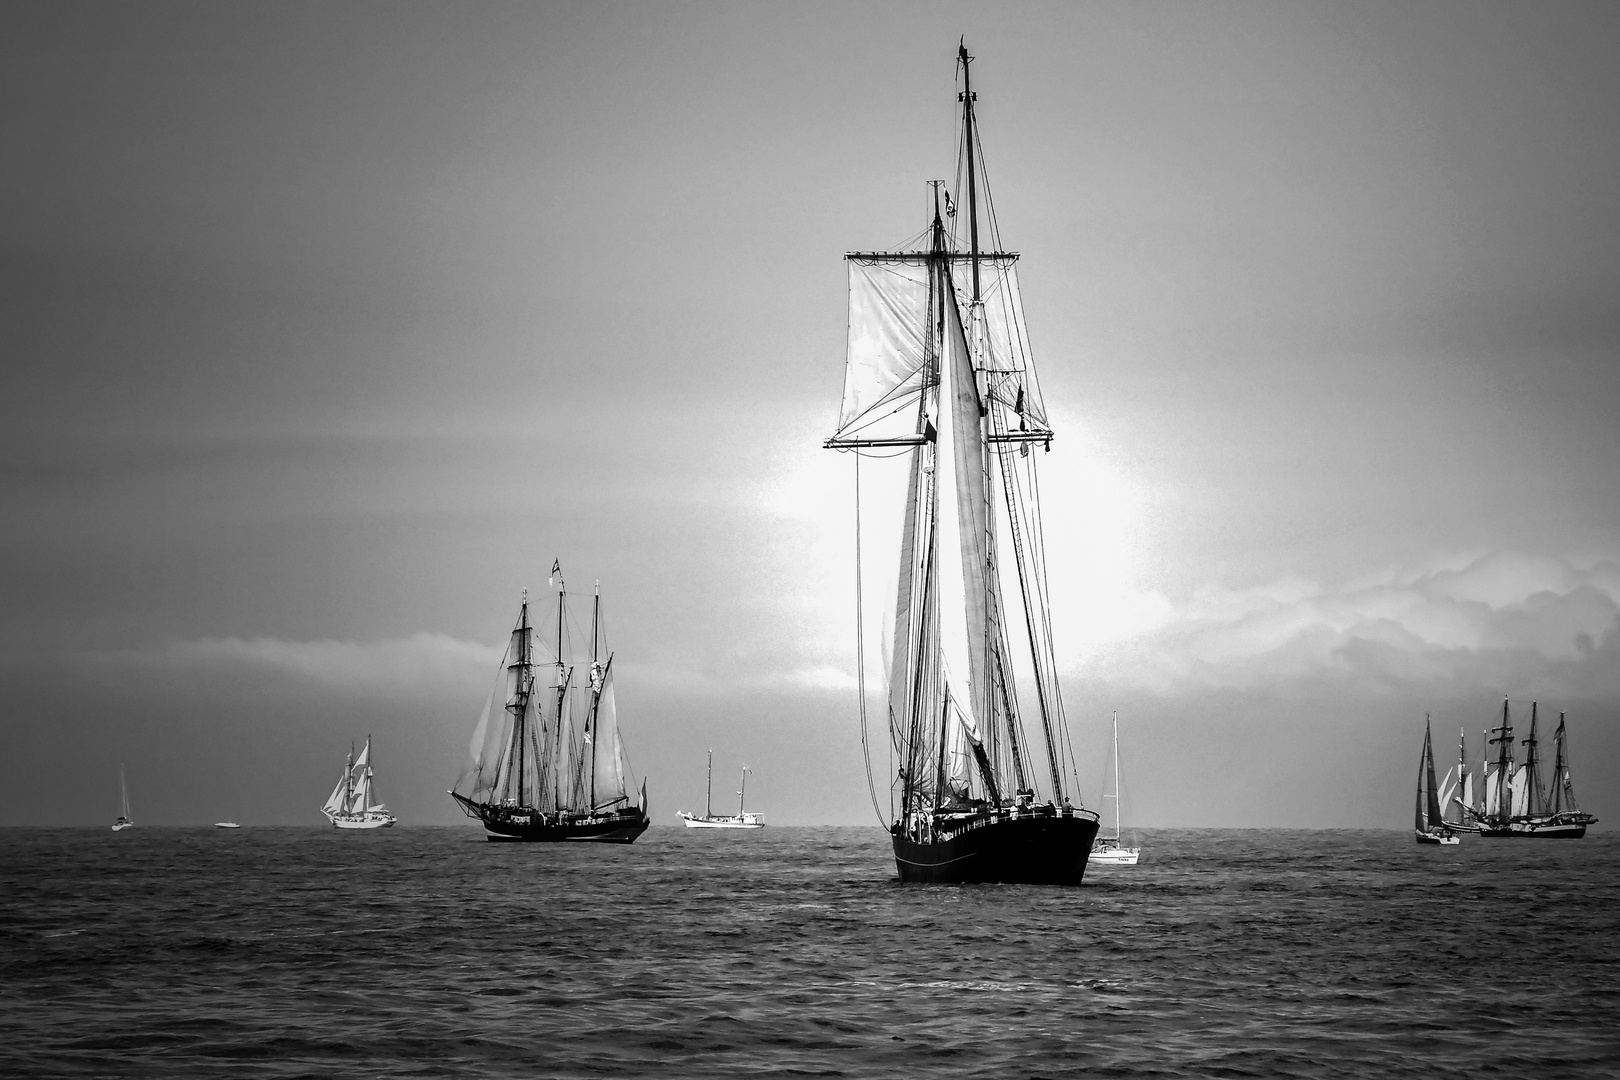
[2,826,1617,1078]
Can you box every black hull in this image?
[451,793,649,843]
[1479,823,1589,839]
[891,809,1100,884]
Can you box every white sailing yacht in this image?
[679,752,765,829]
[112,764,134,831]
[1089,714,1140,865]
[322,736,397,829]
[1414,714,1460,844]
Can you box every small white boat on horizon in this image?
[679,752,764,829]
[214,820,241,829]
[112,764,134,832]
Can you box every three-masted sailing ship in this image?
[679,752,765,829]
[825,43,1100,884]
[449,563,649,842]
[1413,715,1459,844]
[1470,699,1597,838]
[321,736,397,829]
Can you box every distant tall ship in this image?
[322,736,396,829]
[1413,715,1459,845]
[1471,699,1597,838]
[112,764,134,831]
[679,752,764,829]
[824,43,1100,884]
[450,564,649,843]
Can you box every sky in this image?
[3,0,1618,828]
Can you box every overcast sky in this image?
[4,0,1618,828]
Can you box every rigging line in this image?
[852,450,889,825]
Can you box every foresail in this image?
[322,772,348,815]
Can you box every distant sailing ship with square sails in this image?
[825,43,1101,883]
[1468,699,1597,838]
[322,736,396,829]
[450,562,649,843]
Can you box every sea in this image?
[2,826,1616,1079]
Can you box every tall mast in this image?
[513,593,531,807]
[739,765,749,815]
[1112,712,1122,840]
[1521,700,1543,819]
[706,749,713,817]
[1487,697,1514,825]
[958,39,981,302]
[1456,726,1467,825]
[589,582,601,811]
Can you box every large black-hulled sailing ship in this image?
[1471,699,1597,839]
[826,44,1100,884]
[450,563,648,842]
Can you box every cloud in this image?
[1077,551,1620,700]
[71,632,505,701]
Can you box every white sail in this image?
[838,257,931,439]
[1483,764,1500,818]
[934,276,991,798]
[591,661,629,807]
[1461,771,1475,817]
[1508,764,1529,818]
[837,254,1044,443]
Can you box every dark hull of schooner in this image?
[450,793,649,843]
[1478,817,1593,839]
[891,808,1100,884]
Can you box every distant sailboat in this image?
[679,752,765,829]
[449,567,650,843]
[112,764,134,831]
[1414,714,1459,845]
[1472,700,1597,838]
[1089,713,1140,865]
[321,736,397,829]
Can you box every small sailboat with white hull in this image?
[1090,713,1140,865]
[824,43,1100,884]
[679,752,765,829]
[112,764,133,831]
[1414,714,1459,845]
[449,564,649,843]
[322,736,396,829]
